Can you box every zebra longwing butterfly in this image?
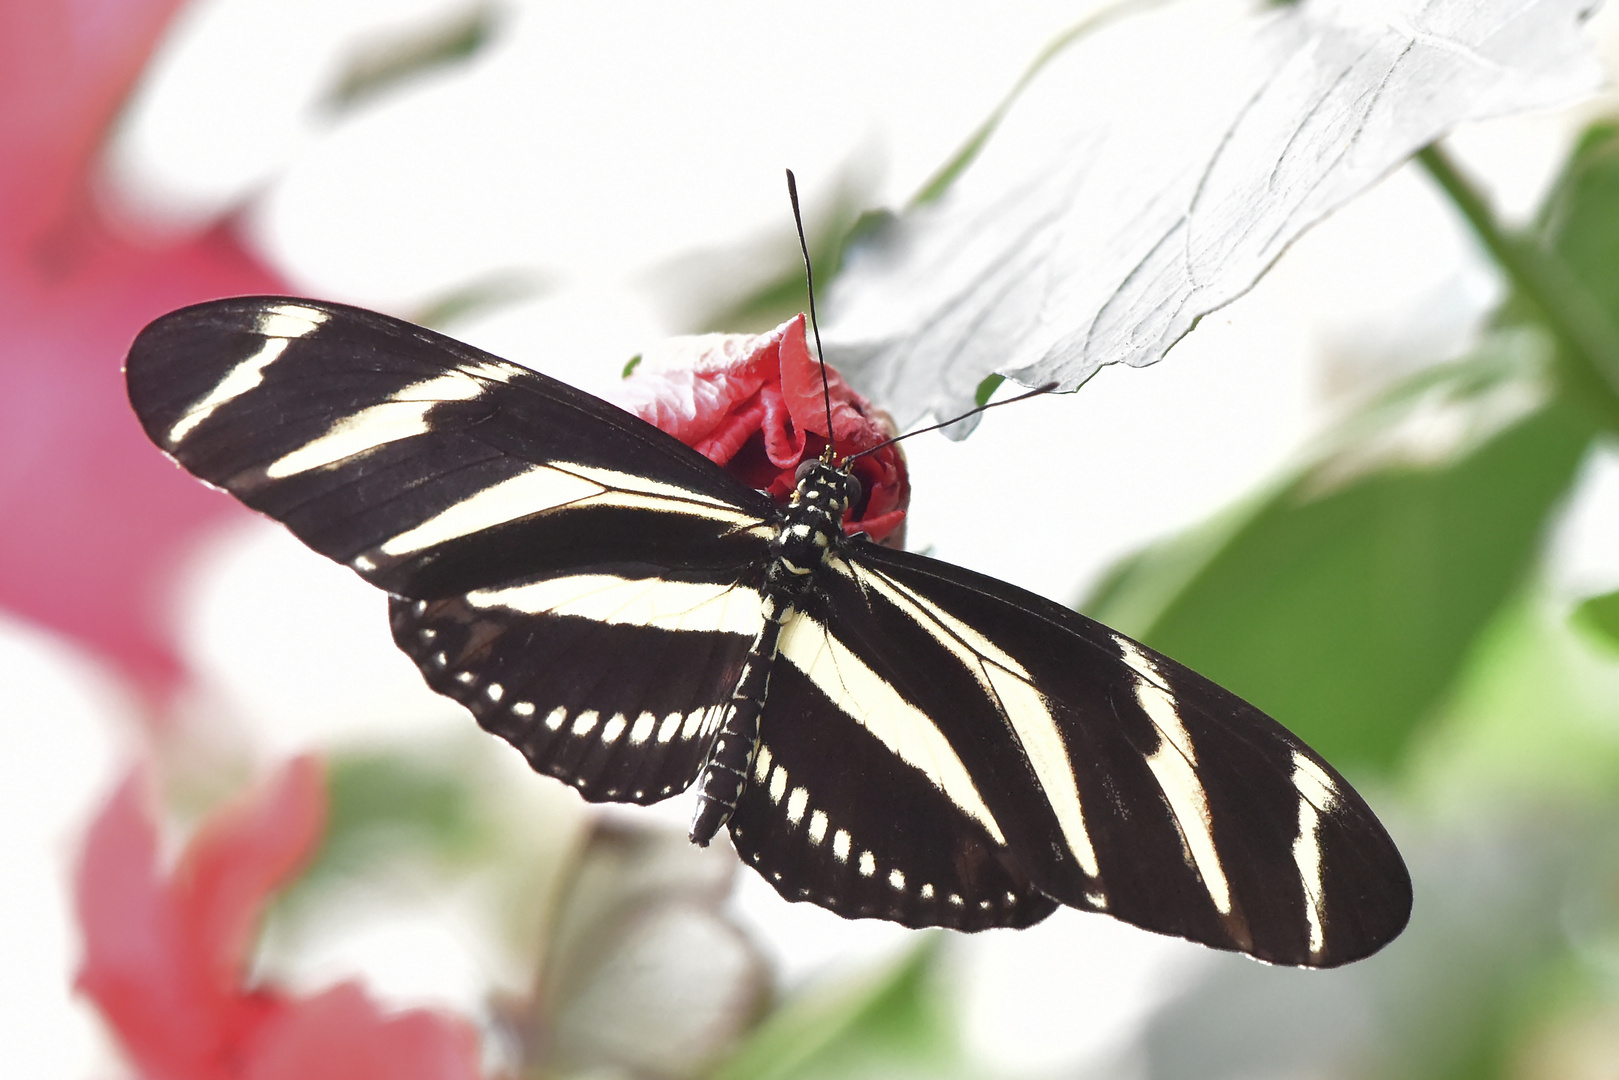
[125,296,1410,967]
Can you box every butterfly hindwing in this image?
[729,638,1060,931]
[731,542,1410,966]
[390,579,763,804]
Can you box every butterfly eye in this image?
[844,471,863,510]
[794,459,817,484]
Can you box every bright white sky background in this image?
[10,0,1619,1076]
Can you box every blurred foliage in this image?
[1078,115,1619,1080]
[1536,123,1619,339]
[1416,596,1619,804]
[264,745,775,1080]
[1097,542,1619,1080]
[1135,802,1612,1080]
[700,177,884,336]
[267,736,582,978]
[1090,352,1593,772]
[1574,588,1619,651]
[712,937,974,1080]
[1086,115,1619,776]
[412,270,550,332]
[295,743,491,894]
[322,3,503,113]
[518,822,768,1080]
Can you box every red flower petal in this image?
[775,313,872,445]
[77,758,487,1080]
[616,315,910,544]
[75,764,311,1079]
[243,983,484,1080]
[176,758,327,991]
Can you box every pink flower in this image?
[0,0,288,702]
[617,314,909,543]
[76,757,486,1080]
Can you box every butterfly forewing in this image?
[125,298,777,598]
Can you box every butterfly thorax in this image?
[766,458,856,591]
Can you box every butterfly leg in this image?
[690,598,792,845]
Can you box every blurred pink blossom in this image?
[76,756,487,1080]
[0,0,288,701]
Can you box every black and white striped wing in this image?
[729,543,1411,966]
[388,583,763,803]
[126,297,778,801]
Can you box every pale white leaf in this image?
[822,0,1602,430]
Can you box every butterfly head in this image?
[787,457,862,528]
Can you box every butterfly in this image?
[125,295,1411,967]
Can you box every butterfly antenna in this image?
[786,169,835,462]
[845,381,1060,464]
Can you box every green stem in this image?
[1416,143,1619,430]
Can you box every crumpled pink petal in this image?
[76,757,486,1080]
[0,0,288,704]
[614,314,910,543]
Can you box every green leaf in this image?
[973,374,1004,408]
[1090,345,1595,773]
[409,270,546,331]
[1573,589,1619,652]
[292,745,489,899]
[700,181,881,336]
[1537,123,1619,323]
[322,5,502,112]
[710,937,974,1080]
[1527,121,1619,431]
[1422,125,1619,436]
[1417,593,1619,802]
